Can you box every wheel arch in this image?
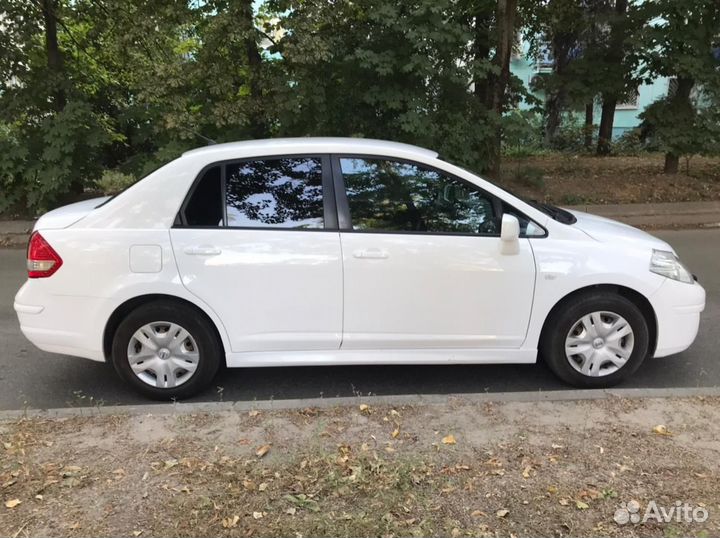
[539,284,657,357]
[103,294,227,362]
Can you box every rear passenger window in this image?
[184,166,222,226]
[225,157,324,229]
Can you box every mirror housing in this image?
[500,214,520,255]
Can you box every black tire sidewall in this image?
[541,292,649,388]
[111,301,221,400]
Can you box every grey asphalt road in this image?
[1,229,718,411]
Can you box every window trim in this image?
[330,154,546,239]
[175,154,338,231]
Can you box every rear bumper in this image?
[650,279,706,358]
[14,283,107,362]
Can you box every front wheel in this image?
[111,301,221,400]
[540,291,650,388]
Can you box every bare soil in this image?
[500,154,720,205]
[2,397,720,537]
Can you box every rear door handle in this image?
[183,245,222,256]
[353,248,389,259]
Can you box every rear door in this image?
[170,155,343,353]
[333,155,538,350]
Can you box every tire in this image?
[111,300,222,400]
[539,291,650,388]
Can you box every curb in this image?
[2,386,719,420]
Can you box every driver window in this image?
[339,157,499,235]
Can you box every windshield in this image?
[439,158,577,225]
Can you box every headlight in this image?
[650,249,694,284]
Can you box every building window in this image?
[616,89,640,110]
[536,42,554,71]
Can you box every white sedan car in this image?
[14,138,705,399]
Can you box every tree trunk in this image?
[663,76,695,174]
[664,153,679,174]
[41,0,66,112]
[584,101,594,150]
[597,95,617,154]
[486,0,517,178]
[472,10,492,106]
[595,0,628,155]
[544,35,573,145]
[241,0,267,139]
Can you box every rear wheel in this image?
[540,291,650,388]
[111,301,221,399]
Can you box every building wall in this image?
[510,50,670,139]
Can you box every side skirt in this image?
[225,348,538,368]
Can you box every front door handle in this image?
[353,248,389,259]
[183,245,222,256]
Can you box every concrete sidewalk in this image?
[2,201,720,247]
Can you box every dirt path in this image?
[2,397,719,537]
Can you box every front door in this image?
[170,155,343,353]
[334,156,537,350]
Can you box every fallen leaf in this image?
[253,511,264,519]
[5,499,21,509]
[2,443,11,450]
[35,495,43,501]
[442,435,456,445]
[258,482,268,492]
[391,428,400,439]
[256,445,271,458]
[285,507,297,516]
[163,459,178,469]
[133,531,143,537]
[359,404,370,414]
[496,509,509,518]
[522,465,532,478]
[559,498,570,506]
[652,425,673,436]
[576,500,589,510]
[471,510,487,518]
[222,515,240,528]
[547,485,558,494]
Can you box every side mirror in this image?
[500,214,520,255]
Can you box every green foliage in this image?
[95,170,136,195]
[637,0,720,167]
[611,128,644,156]
[501,111,547,157]
[2,0,719,212]
[550,115,589,153]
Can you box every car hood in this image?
[566,209,673,251]
[34,196,110,231]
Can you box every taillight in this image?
[27,232,63,278]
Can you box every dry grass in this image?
[500,153,720,205]
[2,397,720,537]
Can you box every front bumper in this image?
[650,278,706,357]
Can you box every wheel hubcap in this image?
[564,311,634,377]
[127,322,200,389]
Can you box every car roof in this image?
[181,137,439,160]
